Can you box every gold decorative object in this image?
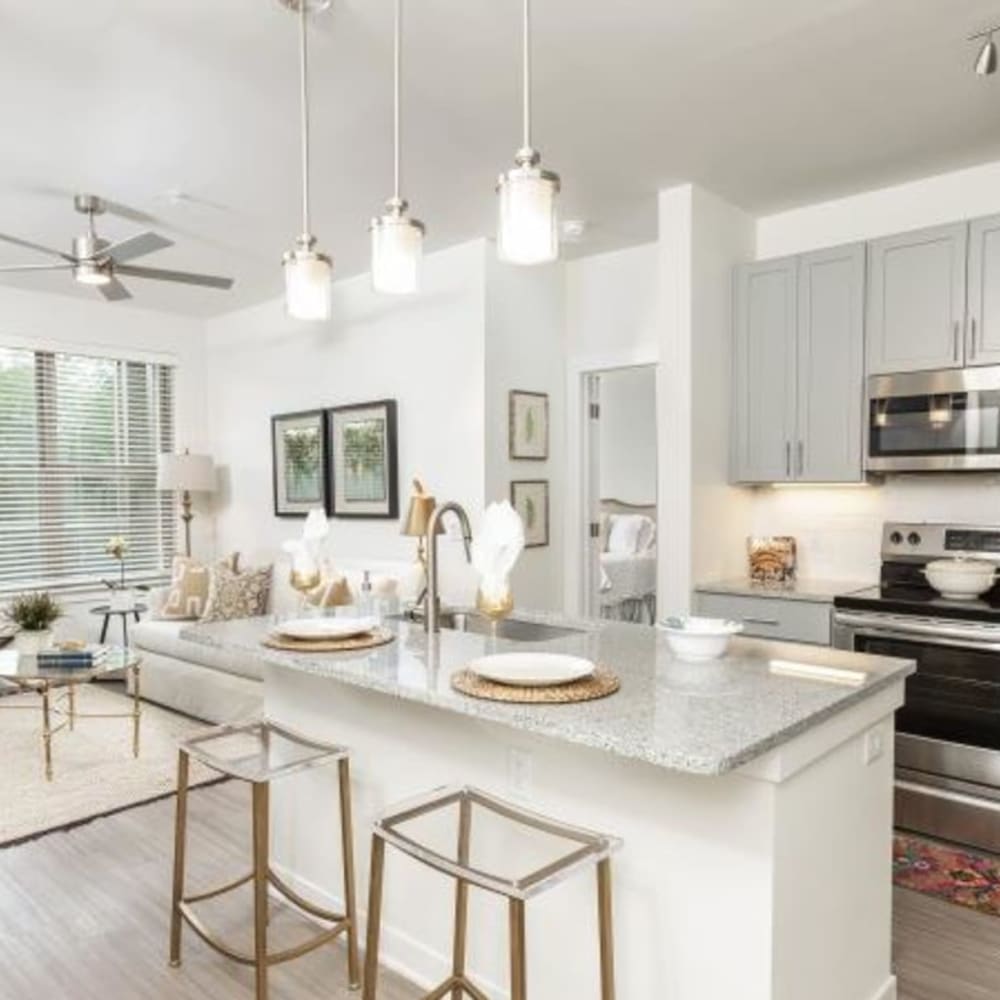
[261,627,396,653]
[748,536,797,584]
[451,664,620,704]
[401,477,442,568]
[475,584,514,627]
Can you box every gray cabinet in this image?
[867,222,967,374]
[796,244,866,482]
[733,244,865,484]
[967,214,1000,367]
[693,591,831,645]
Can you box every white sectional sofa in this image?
[131,556,421,723]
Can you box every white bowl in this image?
[658,617,743,662]
[923,559,998,600]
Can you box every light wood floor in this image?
[1,778,999,999]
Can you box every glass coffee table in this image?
[0,648,142,781]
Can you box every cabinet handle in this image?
[954,321,961,362]
[797,440,804,476]
[785,441,791,477]
[971,317,978,360]
[743,616,780,627]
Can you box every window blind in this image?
[0,345,176,594]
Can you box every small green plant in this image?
[3,592,62,632]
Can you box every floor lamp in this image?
[157,451,216,557]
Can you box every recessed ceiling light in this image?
[561,219,588,242]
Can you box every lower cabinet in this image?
[693,591,832,646]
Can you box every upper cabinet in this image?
[733,244,865,484]
[867,223,968,375]
[967,214,1000,367]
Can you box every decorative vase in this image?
[14,629,53,654]
[476,581,514,631]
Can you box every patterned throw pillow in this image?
[201,563,273,623]
[158,553,240,621]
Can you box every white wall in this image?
[598,366,657,504]
[484,254,566,613]
[204,240,488,605]
[742,159,1000,585]
[0,283,207,640]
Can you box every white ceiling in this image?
[1,0,999,316]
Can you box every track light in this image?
[971,26,1000,76]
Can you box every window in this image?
[0,345,176,593]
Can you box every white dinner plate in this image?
[468,652,596,688]
[274,617,378,641]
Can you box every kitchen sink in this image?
[395,610,585,642]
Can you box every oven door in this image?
[866,366,1000,472]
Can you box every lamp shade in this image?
[497,163,560,265]
[157,452,216,493]
[371,214,424,295]
[401,478,443,537]
[283,248,333,321]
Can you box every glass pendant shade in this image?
[283,246,332,321]
[371,210,424,295]
[497,159,560,266]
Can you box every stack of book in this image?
[36,645,110,669]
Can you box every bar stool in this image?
[168,720,360,1000]
[362,785,621,1000]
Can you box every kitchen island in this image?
[183,614,913,1000]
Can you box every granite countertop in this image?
[181,613,912,778]
[694,578,875,603]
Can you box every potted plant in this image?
[3,592,62,653]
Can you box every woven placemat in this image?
[451,665,620,704]
[262,627,395,653]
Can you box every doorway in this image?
[581,364,658,622]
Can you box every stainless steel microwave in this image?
[866,366,1000,472]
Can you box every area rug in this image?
[0,684,218,847]
[893,832,1000,917]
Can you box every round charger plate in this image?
[273,617,378,641]
[469,652,595,687]
[451,665,620,704]
[262,626,395,653]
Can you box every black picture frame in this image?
[271,409,330,518]
[327,399,399,519]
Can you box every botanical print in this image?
[283,425,322,503]
[342,417,387,502]
[509,391,549,460]
[511,480,549,548]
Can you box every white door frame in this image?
[564,350,659,618]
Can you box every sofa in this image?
[131,556,421,723]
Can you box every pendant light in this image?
[282,0,333,321]
[497,0,560,266]
[371,0,424,294]
[973,27,999,75]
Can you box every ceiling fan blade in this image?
[0,232,74,262]
[115,264,234,290]
[102,232,173,264]
[98,277,132,302]
[0,263,74,273]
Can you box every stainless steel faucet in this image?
[425,501,473,633]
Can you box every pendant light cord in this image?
[394,0,402,201]
[298,0,312,238]
[522,0,531,150]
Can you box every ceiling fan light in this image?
[283,243,332,321]
[73,262,111,286]
[977,36,998,75]
[497,155,561,266]
[371,204,424,295]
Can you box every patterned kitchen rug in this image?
[893,832,1000,917]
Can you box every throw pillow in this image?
[201,563,273,623]
[157,553,240,621]
[307,574,353,609]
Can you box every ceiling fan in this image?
[0,194,235,301]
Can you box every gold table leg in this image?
[130,663,141,758]
[169,750,190,968]
[67,682,76,731]
[40,682,53,782]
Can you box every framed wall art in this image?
[508,390,549,460]
[511,479,550,548]
[272,409,329,518]
[327,399,399,519]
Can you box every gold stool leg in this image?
[67,682,76,731]
[169,750,190,967]
[597,859,616,1000]
[362,835,386,1000]
[40,683,52,782]
[451,796,472,998]
[131,664,141,758]
[338,757,361,990]
[509,898,527,1000]
[252,781,270,1000]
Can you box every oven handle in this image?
[834,613,1000,652]
[896,779,1000,814]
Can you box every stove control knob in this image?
[908,531,922,546]
[890,531,903,545]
